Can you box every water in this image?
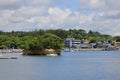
[1,51,120,80]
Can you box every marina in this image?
[0,50,19,59]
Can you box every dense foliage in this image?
[0,29,120,50]
[28,33,63,51]
[0,33,63,51]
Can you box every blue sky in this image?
[0,0,120,36]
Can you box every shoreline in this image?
[23,49,61,55]
[64,48,120,51]
[74,48,104,51]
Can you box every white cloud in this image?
[79,0,106,10]
[48,8,72,22]
[0,0,120,35]
[0,0,20,6]
[0,0,21,9]
[15,6,48,17]
[26,0,51,6]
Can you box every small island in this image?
[22,33,63,56]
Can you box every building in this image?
[113,42,120,47]
[64,38,75,48]
[81,39,90,44]
[64,38,81,48]
[64,38,120,50]
[64,38,90,49]
[79,44,91,49]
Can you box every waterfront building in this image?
[64,38,91,49]
[64,38,75,48]
[79,44,91,49]
[113,42,120,47]
[64,38,82,48]
[81,39,90,44]
[64,38,120,50]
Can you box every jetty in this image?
[0,57,17,59]
[0,49,23,53]
[0,54,17,59]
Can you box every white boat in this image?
[46,53,58,56]
[63,48,74,52]
[0,54,3,56]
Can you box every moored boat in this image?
[46,53,58,56]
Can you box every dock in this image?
[0,57,17,59]
[0,49,23,53]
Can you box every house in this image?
[64,38,90,49]
[64,38,81,48]
[113,42,120,47]
[81,39,90,44]
[80,44,91,49]
[64,38,75,48]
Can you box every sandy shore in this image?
[73,48,105,51]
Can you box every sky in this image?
[0,0,120,36]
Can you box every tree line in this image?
[0,29,120,50]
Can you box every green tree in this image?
[42,33,64,49]
[114,36,120,42]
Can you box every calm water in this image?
[1,51,120,80]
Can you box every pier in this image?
[0,49,23,53]
[0,57,17,59]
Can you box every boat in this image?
[63,48,74,52]
[46,53,58,56]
